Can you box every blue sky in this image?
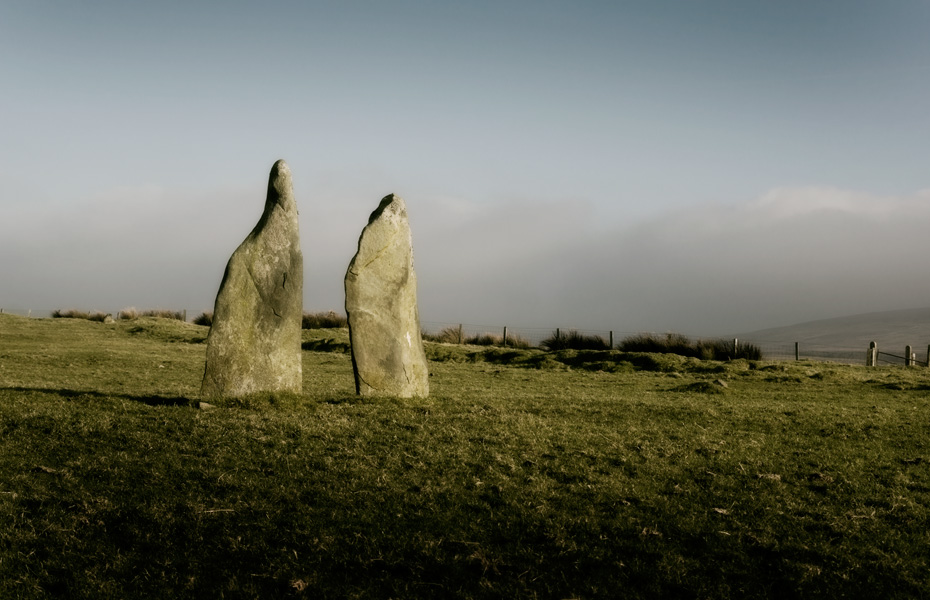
[2,1,929,335]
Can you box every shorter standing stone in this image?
[201,159,303,399]
[345,194,428,398]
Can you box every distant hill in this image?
[739,307,930,357]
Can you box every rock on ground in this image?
[345,194,428,398]
[201,159,303,399]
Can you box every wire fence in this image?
[421,321,617,348]
[744,341,866,365]
[3,308,926,367]
[421,321,923,366]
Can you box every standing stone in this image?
[201,159,303,399]
[345,194,428,398]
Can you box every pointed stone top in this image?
[368,193,406,225]
[267,159,296,213]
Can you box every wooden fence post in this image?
[502,326,508,347]
[733,338,738,356]
[926,345,930,368]
[795,342,800,361]
[867,341,876,366]
[609,331,614,349]
[906,345,913,367]
[458,324,463,345]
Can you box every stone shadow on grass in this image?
[0,386,193,408]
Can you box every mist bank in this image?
[3,184,930,336]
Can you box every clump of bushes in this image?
[302,311,348,329]
[425,326,467,344]
[467,332,532,349]
[541,330,611,351]
[51,309,110,322]
[193,312,213,326]
[619,332,693,355]
[700,338,763,361]
[618,332,762,361]
[117,308,186,321]
[117,307,138,320]
[423,326,532,348]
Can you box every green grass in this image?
[1,314,929,598]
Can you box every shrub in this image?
[507,334,533,349]
[424,326,466,344]
[302,311,348,329]
[51,309,110,322]
[620,332,693,355]
[141,309,185,321]
[424,327,532,348]
[193,312,213,326]
[118,308,185,321]
[697,339,763,361]
[469,332,532,349]
[466,333,500,346]
[541,330,611,351]
[118,307,140,320]
[618,332,763,361]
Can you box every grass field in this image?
[1,314,928,599]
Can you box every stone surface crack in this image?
[361,231,398,269]
[245,263,271,305]
[246,264,261,293]
[357,371,376,392]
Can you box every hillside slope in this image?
[739,306,930,352]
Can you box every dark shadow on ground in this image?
[302,339,351,353]
[0,386,194,407]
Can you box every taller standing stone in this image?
[201,159,303,399]
[345,194,429,398]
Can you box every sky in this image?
[2,1,929,336]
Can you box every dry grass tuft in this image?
[302,311,348,329]
[619,332,763,361]
[541,329,611,351]
[51,309,110,322]
[424,327,532,348]
[192,311,213,326]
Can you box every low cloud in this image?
[545,187,930,334]
[408,185,930,335]
[1,182,261,313]
[4,180,930,336]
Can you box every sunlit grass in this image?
[0,313,928,598]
